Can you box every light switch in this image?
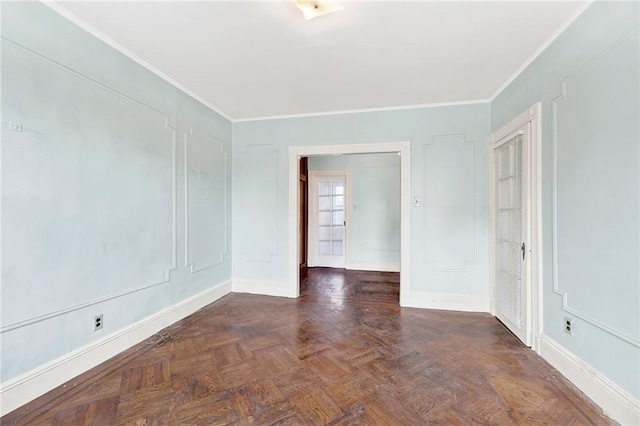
[8,122,22,132]
[413,196,421,207]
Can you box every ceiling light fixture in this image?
[293,0,344,20]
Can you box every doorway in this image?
[489,103,541,350]
[288,142,411,305]
[299,157,308,274]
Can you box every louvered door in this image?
[494,128,531,346]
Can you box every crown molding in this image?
[233,99,490,123]
[488,0,594,102]
[43,1,234,122]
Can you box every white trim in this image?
[488,132,498,314]
[404,292,490,313]
[530,103,544,353]
[539,334,640,425]
[493,129,525,149]
[488,130,496,318]
[346,261,400,273]
[235,99,489,123]
[0,279,232,416]
[489,102,542,351]
[398,142,411,306]
[43,2,233,122]
[344,169,353,269]
[489,1,594,102]
[288,142,411,305]
[491,103,540,143]
[292,142,410,157]
[288,149,301,298]
[232,279,292,298]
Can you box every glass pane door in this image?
[314,175,346,268]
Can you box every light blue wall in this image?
[10,0,634,405]
[491,1,640,398]
[232,104,490,300]
[308,153,400,269]
[0,2,232,382]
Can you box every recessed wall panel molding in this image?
[423,134,475,271]
[184,128,228,273]
[240,144,279,262]
[551,29,640,347]
[0,39,177,332]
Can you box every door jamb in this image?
[288,142,411,305]
[489,103,542,352]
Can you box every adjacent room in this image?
[1,0,638,424]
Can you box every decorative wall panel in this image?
[423,134,475,271]
[552,30,639,346]
[240,144,279,262]
[184,128,227,273]
[1,40,176,330]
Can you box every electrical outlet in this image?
[94,314,103,331]
[564,317,572,335]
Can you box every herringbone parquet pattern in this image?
[2,268,612,425]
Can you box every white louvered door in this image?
[494,127,531,346]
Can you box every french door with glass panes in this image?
[493,126,531,346]
[309,171,347,268]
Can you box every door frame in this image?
[288,142,411,304]
[307,170,351,268]
[489,103,542,352]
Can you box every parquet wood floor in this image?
[2,268,613,425]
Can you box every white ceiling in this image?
[52,1,587,121]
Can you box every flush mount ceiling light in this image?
[293,0,344,20]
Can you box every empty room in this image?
[1,0,638,424]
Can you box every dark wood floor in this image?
[3,268,613,425]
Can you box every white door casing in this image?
[288,142,411,303]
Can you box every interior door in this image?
[299,157,308,268]
[494,126,531,346]
[309,172,346,268]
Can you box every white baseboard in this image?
[402,291,490,313]
[0,279,232,416]
[232,279,292,298]
[346,261,400,273]
[539,334,640,425]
